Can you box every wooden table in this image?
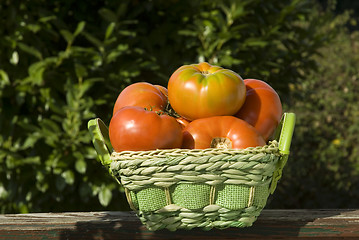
[0,209,358,239]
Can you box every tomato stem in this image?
[144,106,154,111]
[211,137,232,149]
[164,100,181,118]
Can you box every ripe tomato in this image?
[176,117,190,129]
[113,82,167,115]
[234,79,282,141]
[182,116,265,149]
[155,85,168,98]
[109,106,183,152]
[167,62,246,121]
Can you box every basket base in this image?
[137,204,264,231]
[125,183,271,231]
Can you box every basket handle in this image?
[276,112,296,155]
[270,112,296,194]
[88,118,113,167]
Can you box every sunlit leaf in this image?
[62,170,75,185]
[99,186,112,207]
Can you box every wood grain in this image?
[0,209,358,239]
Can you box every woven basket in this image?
[88,113,295,231]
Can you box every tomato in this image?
[167,62,246,121]
[234,79,282,141]
[176,117,190,129]
[109,106,183,152]
[182,116,265,149]
[113,82,167,115]
[155,85,168,98]
[153,85,191,128]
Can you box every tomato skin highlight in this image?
[234,79,282,141]
[182,116,266,149]
[109,106,183,152]
[167,62,246,121]
[113,82,168,115]
[175,117,190,129]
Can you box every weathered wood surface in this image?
[0,209,359,239]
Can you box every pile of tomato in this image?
[109,62,282,152]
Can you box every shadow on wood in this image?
[58,209,359,239]
[1,209,359,239]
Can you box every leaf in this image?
[73,151,86,174]
[78,78,101,98]
[27,23,41,33]
[0,185,9,199]
[28,61,45,76]
[22,134,41,149]
[60,29,74,44]
[62,170,75,185]
[105,22,116,40]
[98,8,117,22]
[0,70,10,88]
[99,186,112,207]
[74,63,88,79]
[74,21,86,37]
[177,29,197,37]
[17,42,43,60]
[82,32,104,51]
[75,158,87,174]
[21,156,41,165]
[118,30,136,37]
[10,51,19,65]
[39,15,57,22]
[41,118,61,133]
[18,203,29,214]
[105,44,129,63]
[25,66,45,86]
[243,39,268,48]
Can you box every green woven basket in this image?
[88,113,295,231]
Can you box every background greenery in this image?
[0,0,358,213]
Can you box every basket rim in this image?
[110,140,280,160]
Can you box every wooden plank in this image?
[0,209,358,239]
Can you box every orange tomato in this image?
[113,82,167,115]
[182,116,265,149]
[234,79,282,141]
[167,62,246,121]
[176,117,190,129]
[155,84,168,98]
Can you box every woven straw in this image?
[109,140,282,231]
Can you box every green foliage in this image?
[0,0,355,213]
[270,12,359,208]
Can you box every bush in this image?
[270,11,359,208]
[0,0,347,213]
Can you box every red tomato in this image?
[113,82,167,115]
[182,116,265,149]
[234,79,282,141]
[167,62,246,121]
[109,106,183,152]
